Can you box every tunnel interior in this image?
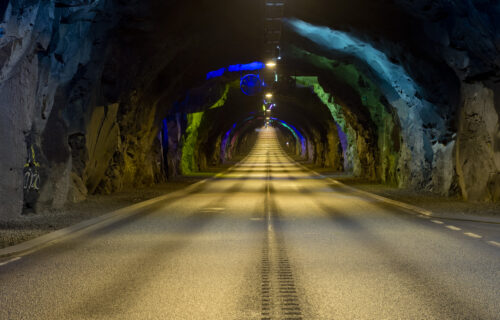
[1,0,499,217]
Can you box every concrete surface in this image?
[0,128,499,319]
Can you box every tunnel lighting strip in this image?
[206,62,266,79]
[285,18,432,113]
[221,116,259,159]
[270,117,306,155]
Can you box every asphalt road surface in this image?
[1,128,499,319]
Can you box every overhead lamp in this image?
[265,93,273,98]
[266,61,277,68]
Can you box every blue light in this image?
[285,18,423,109]
[228,62,265,72]
[271,117,307,155]
[206,62,266,80]
[240,74,263,96]
[206,68,226,80]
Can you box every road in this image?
[1,128,499,319]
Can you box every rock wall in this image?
[1,0,499,222]
[1,0,255,218]
[0,0,204,218]
[457,83,500,201]
[0,0,113,216]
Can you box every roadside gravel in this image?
[0,178,201,249]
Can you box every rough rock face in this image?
[457,83,500,201]
[282,0,499,199]
[0,0,159,219]
[0,0,111,216]
[84,104,120,194]
[1,0,262,217]
[1,0,499,220]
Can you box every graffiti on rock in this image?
[23,145,41,191]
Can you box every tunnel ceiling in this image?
[1,0,499,218]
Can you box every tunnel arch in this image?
[1,0,499,217]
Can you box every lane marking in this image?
[487,241,500,248]
[463,232,482,239]
[431,219,444,224]
[0,257,21,267]
[276,138,500,251]
[289,155,500,226]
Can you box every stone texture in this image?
[1,0,500,222]
[431,141,456,196]
[84,104,120,194]
[0,43,39,218]
[67,172,88,203]
[456,83,499,201]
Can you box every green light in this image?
[279,121,298,141]
[181,112,204,174]
[209,84,230,109]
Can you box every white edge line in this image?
[284,153,500,248]
[0,166,242,258]
[463,232,482,239]
[0,257,21,267]
[487,241,500,248]
[290,159,434,217]
[0,152,259,259]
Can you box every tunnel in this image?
[1,1,500,318]
[1,0,499,218]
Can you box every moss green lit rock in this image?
[294,76,346,129]
[209,84,230,109]
[292,48,401,184]
[181,80,237,175]
[181,111,204,174]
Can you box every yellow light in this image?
[266,61,276,68]
[265,93,273,98]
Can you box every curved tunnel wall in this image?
[0,0,499,219]
[280,17,499,200]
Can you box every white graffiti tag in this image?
[23,168,41,191]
